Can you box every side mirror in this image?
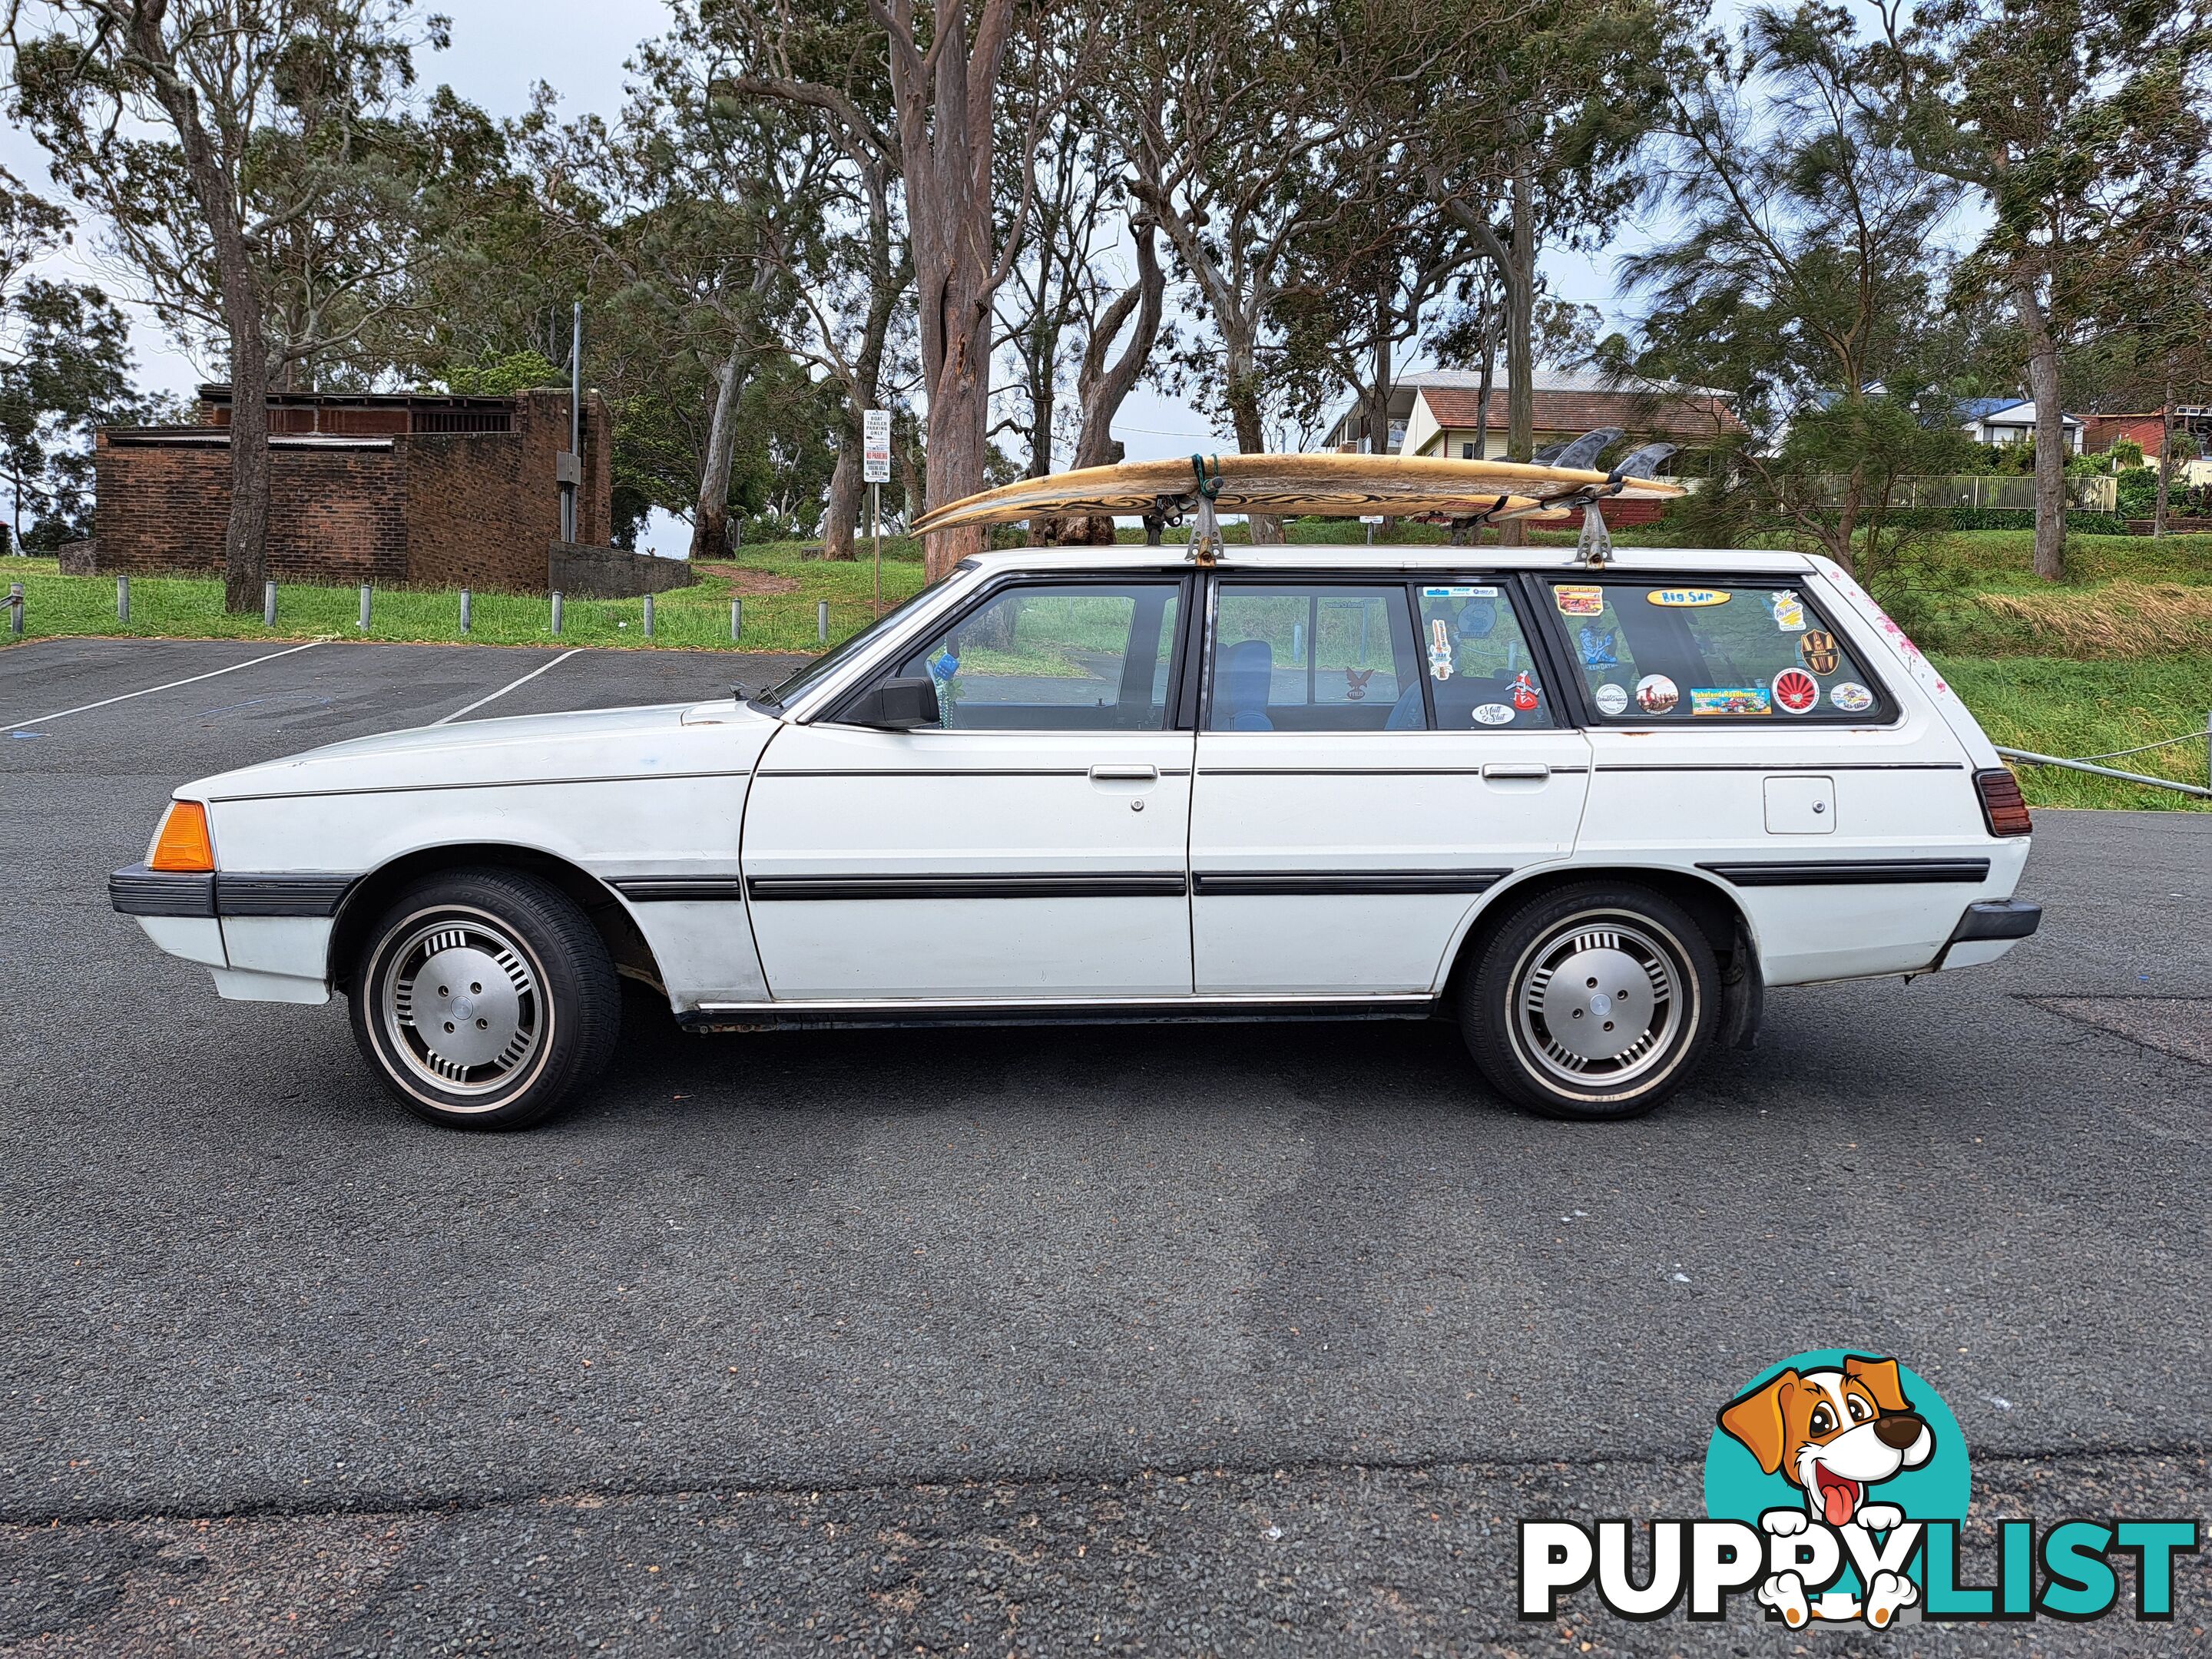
[846,675,941,730]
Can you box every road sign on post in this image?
[862,409,892,484]
[863,409,891,614]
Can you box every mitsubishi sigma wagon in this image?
[111,540,2041,1128]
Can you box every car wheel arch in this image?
[1439,864,1759,1009]
[328,843,664,998]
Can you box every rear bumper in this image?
[1934,897,2041,969]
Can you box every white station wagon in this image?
[111,540,2040,1128]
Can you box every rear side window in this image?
[1415,584,1557,729]
[1548,581,1888,720]
[1207,584,1422,731]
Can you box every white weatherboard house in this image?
[1958,400,2083,453]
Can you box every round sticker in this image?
[1593,681,1629,715]
[1634,674,1679,714]
[1830,680,1874,712]
[1472,702,1514,726]
[1772,667,1820,714]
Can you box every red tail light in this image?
[1975,768,2032,836]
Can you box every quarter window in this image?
[1207,585,1422,731]
[1548,581,1886,720]
[894,581,1181,730]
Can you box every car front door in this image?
[1188,576,1592,996]
[741,575,1197,1002]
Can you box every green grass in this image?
[1934,653,2210,811]
[0,553,928,655]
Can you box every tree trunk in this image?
[889,0,1018,583]
[1222,325,1280,544]
[1495,159,1537,549]
[823,442,862,561]
[2015,276,2066,581]
[690,345,747,562]
[1072,221,1165,469]
[1369,285,1396,537]
[133,8,273,613]
[2154,387,2173,538]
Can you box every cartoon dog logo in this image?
[1717,1354,1934,1628]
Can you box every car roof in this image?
[957,544,1819,577]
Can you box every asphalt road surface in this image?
[2,637,2207,1657]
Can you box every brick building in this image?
[91,386,614,591]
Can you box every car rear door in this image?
[740,575,1197,1002]
[1187,575,1591,996]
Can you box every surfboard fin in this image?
[1609,442,1677,483]
[1535,426,1624,470]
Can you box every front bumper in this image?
[109,865,355,918]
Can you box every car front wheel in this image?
[348,868,619,1130]
[1459,882,1720,1121]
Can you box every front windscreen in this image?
[758,577,956,709]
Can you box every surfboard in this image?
[910,452,1684,535]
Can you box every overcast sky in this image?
[2,0,1637,545]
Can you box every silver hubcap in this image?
[1512,915,1686,1092]
[380,917,544,1097]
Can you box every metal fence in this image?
[1806,475,2118,512]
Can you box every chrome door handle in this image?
[1482,763,1550,780]
[1090,764,1158,781]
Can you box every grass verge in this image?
[1932,653,2210,811]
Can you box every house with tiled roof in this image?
[1321,369,1747,460]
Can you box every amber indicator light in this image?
[148,800,216,871]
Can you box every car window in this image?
[1415,584,1557,730]
[1207,584,1423,732]
[1548,580,1887,720]
[894,581,1181,730]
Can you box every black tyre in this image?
[1459,881,1720,1121]
[348,867,619,1130]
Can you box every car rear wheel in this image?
[1459,881,1719,1121]
[348,868,618,1130]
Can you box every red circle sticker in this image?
[1772,667,1820,714]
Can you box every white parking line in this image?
[4,639,327,733]
[432,648,582,726]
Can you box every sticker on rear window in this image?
[1634,674,1679,714]
[1423,585,1498,597]
[1648,588,1728,608]
[1769,590,1806,630]
[1691,685,1771,716]
[1555,585,1604,615]
[1593,681,1628,715]
[1508,671,1541,711]
[1472,702,1514,725]
[1578,624,1619,666]
[1797,630,1839,674]
[1771,668,1820,714]
[1830,681,1874,712]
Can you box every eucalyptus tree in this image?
[1876,0,2212,578]
[1119,0,1374,539]
[1618,2,1974,591]
[6,0,458,609]
[517,12,836,561]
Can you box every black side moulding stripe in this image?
[611,876,747,902]
[110,866,356,918]
[1194,869,1510,896]
[1698,858,1992,886]
[746,873,1188,901]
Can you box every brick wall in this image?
[93,386,615,591]
[92,437,409,583]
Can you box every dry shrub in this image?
[1972,581,2212,656]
